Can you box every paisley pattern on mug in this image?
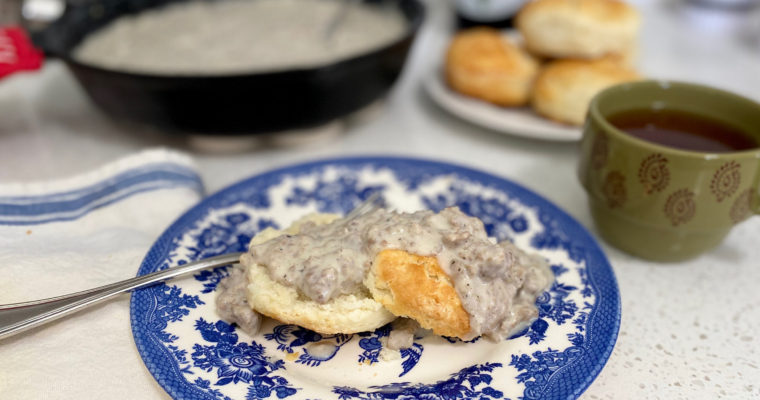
[663,188,697,227]
[710,161,742,203]
[638,154,670,195]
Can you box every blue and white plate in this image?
[131,157,620,400]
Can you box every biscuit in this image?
[364,249,471,339]
[242,214,396,334]
[531,58,640,125]
[445,27,539,107]
[516,0,640,61]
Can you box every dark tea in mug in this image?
[607,108,759,152]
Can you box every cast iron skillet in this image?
[29,0,424,134]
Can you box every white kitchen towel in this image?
[0,148,204,399]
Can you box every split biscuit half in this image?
[364,249,471,339]
[242,214,396,335]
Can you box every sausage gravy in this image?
[217,207,553,341]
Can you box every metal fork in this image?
[0,192,382,341]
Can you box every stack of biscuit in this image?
[445,0,642,126]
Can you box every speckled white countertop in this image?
[0,0,758,398]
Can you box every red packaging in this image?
[0,26,44,79]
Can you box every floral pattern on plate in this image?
[131,157,619,400]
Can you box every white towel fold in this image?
[0,148,204,399]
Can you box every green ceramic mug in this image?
[578,80,760,262]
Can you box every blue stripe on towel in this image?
[0,163,203,225]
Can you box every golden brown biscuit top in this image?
[446,27,536,73]
[368,249,471,339]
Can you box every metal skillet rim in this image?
[44,0,426,81]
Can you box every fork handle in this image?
[0,252,243,341]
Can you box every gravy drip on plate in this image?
[73,0,408,75]
[216,265,261,335]
[245,207,553,340]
